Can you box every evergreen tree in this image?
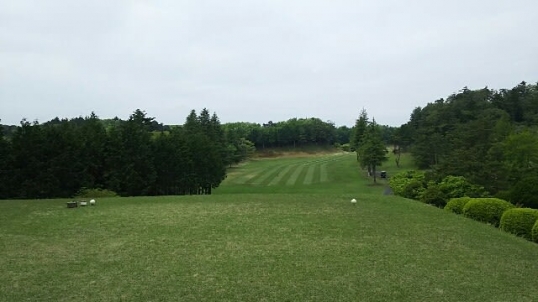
[78,112,108,189]
[10,120,47,198]
[350,109,368,162]
[0,121,11,199]
[359,118,388,183]
[152,129,190,195]
[105,110,156,196]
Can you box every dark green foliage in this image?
[350,109,368,154]
[359,118,389,183]
[419,175,488,207]
[444,197,472,214]
[75,188,119,198]
[420,182,447,207]
[222,124,256,166]
[340,143,351,152]
[438,176,487,199]
[389,171,426,200]
[223,117,338,150]
[532,220,538,243]
[463,198,515,227]
[508,175,538,209]
[399,82,538,196]
[335,126,351,145]
[106,110,157,196]
[0,109,229,199]
[0,122,11,199]
[500,208,538,240]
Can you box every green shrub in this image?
[340,143,351,152]
[533,220,538,243]
[420,182,447,207]
[463,198,515,227]
[500,208,538,240]
[75,187,118,198]
[438,175,487,199]
[445,197,472,214]
[390,171,426,200]
[509,176,538,209]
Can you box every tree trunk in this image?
[373,165,377,183]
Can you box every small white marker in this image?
[351,198,357,205]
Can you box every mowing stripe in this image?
[232,168,266,184]
[303,165,316,185]
[249,165,286,185]
[295,165,309,185]
[302,156,344,165]
[286,165,306,186]
[268,165,296,186]
[227,153,349,186]
[320,163,329,182]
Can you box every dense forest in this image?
[0,110,355,199]
[391,81,538,208]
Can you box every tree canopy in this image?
[0,109,231,199]
[398,81,538,207]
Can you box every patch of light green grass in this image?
[319,162,329,182]
[303,165,316,185]
[268,164,295,186]
[286,165,306,186]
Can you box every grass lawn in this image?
[1,152,537,301]
[218,152,388,195]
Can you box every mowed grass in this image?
[217,151,413,195]
[1,151,538,301]
[217,152,386,195]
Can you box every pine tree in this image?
[359,118,389,183]
[350,109,368,163]
[0,121,11,198]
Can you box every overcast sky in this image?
[1,0,537,127]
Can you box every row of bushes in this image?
[390,171,538,209]
[389,171,487,208]
[445,197,538,242]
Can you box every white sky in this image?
[1,0,537,127]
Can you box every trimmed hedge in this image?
[462,198,515,227]
[444,197,472,215]
[500,208,538,240]
[533,220,538,243]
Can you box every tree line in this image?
[391,81,538,207]
[222,118,352,149]
[0,110,368,199]
[0,109,242,199]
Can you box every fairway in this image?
[216,152,389,195]
[1,152,538,301]
[225,153,343,185]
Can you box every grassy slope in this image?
[1,152,537,301]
